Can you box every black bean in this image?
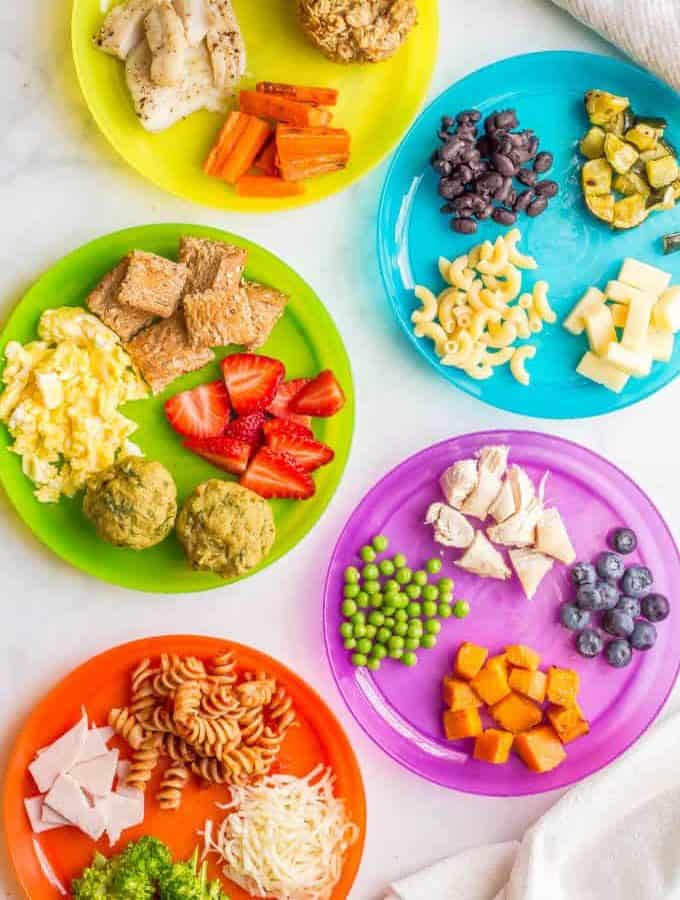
[454,164,474,184]
[440,203,454,214]
[474,160,490,175]
[476,171,504,193]
[527,136,539,159]
[457,126,478,143]
[516,167,537,187]
[535,179,559,198]
[452,217,478,234]
[433,159,452,176]
[492,207,517,226]
[475,203,493,220]
[476,136,491,157]
[484,114,499,134]
[457,109,481,124]
[440,140,464,162]
[491,153,517,177]
[508,132,527,148]
[506,188,517,207]
[430,149,440,166]
[441,116,455,130]
[438,179,459,200]
[513,189,535,212]
[452,194,474,211]
[494,177,513,203]
[495,109,518,130]
[527,197,548,217]
[534,152,554,173]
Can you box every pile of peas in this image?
[341,535,470,670]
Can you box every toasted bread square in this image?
[179,237,247,294]
[243,281,288,350]
[125,311,214,394]
[86,260,155,341]
[116,250,189,318]
[183,288,258,348]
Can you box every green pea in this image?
[340,622,353,638]
[422,585,438,602]
[360,545,376,562]
[365,624,377,639]
[367,658,381,671]
[394,594,409,609]
[353,623,367,638]
[344,583,360,599]
[438,603,453,618]
[393,553,407,568]
[413,570,428,587]
[379,559,396,577]
[351,653,368,667]
[405,584,421,600]
[453,599,471,619]
[368,611,384,627]
[357,592,370,608]
[370,593,384,608]
[405,637,420,650]
[372,534,389,553]
[396,567,412,585]
[407,621,423,638]
[425,619,441,635]
[426,558,442,574]
[438,577,454,592]
[381,605,396,619]
[394,621,408,637]
[439,591,454,605]
[388,635,404,650]
[376,627,391,644]
[383,578,399,594]
[342,599,357,617]
[366,580,382,595]
[422,600,438,618]
[357,638,373,654]
[344,638,357,650]
[406,601,422,618]
[372,644,387,660]
[362,563,379,581]
[395,609,408,623]
[389,647,404,660]
[350,612,366,626]
[383,616,395,629]
[344,566,360,583]
[420,634,437,649]
[402,651,418,667]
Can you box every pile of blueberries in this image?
[431,107,559,235]
[560,527,670,668]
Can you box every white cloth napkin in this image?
[552,0,680,92]
[387,710,680,900]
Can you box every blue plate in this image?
[377,51,680,419]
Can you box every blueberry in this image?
[595,551,625,581]
[571,562,597,587]
[621,565,653,598]
[593,580,620,611]
[630,620,657,650]
[641,593,670,622]
[576,628,603,658]
[609,527,638,555]
[605,638,633,668]
[602,609,635,637]
[616,595,641,618]
[560,602,591,631]
[576,584,602,610]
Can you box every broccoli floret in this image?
[158,850,230,900]
[72,853,115,899]
[119,836,173,882]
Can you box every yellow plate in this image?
[72,0,438,212]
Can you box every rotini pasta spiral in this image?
[173,680,201,726]
[209,650,238,686]
[126,734,161,792]
[108,707,146,750]
[238,706,265,746]
[161,733,196,763]
[156,763,189,810]
[200,684,241,719]
[191,757,230,785]
[221,745,265,783]
[235,678,276,709]
[144,705,181,736]
[267,686,297,734]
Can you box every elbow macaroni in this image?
[510,345,536,386]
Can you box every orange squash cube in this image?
[489,692,543,734]
[506,644,541,671]
[515,725,567,773]
[442,707,483,741]
[442,676,483,711]
[546,704,590,744]
[508,667,547,703]
[470,657,511,706]
[487,653,509,671]
[473,729,514,764]
[455,642,489,680]
[546,667,580,707]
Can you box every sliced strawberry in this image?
[290,370,346,417]
[267,378,312,428]
[164,381,231,438]
[221,354,285,416]
[184,436,251,476]
[262,418,314,441]
[266,432,334,472]
[241,448,315,499]
[225,412,266,455]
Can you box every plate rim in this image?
[323,427,680,796]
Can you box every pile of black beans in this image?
[431,108,558,235]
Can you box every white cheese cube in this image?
[618,258,671,296]
[646,327,674,362]
[576,351,630,393]
[604,280,653,305]
[563,286,604,335]
[609,303,628,328]
[604,342,653,376]
[622,294,654,351]
[653,286,680,333]
[585,304,616,356]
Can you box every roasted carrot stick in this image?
[219,117,272,184]
[236,175,304,197]
[204,111,249,176]
[254,139,279,176]
[256,82,339,107]
[275,125,351,160]
[239,91,333,128]
[278,156,349,181]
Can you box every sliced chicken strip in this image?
[425,503,474,549]
[206,0,247,91]
[507,464,535,512]
[173,0,211,45]
[145,0,187,86]
[535,508,576,565]
[509,548,554,600]
[439,459,478,510]
[95,0,160,60]
[461,445,509,520]
[487,496,543,548]
[455,531,511,581]
[488,477,515,524]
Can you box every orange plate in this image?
[3,636,366,899]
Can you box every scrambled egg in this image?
[0,307,148,503]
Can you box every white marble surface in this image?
[0,1,678,898]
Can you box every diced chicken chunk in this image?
[439,458,478,509]
[94,0,160,60]
[145,0,188,86]
[461,445,509,520]
[507,464,535,511]
[535,508,576,565]
[455,531,511,580]
[509,548,554,600]
[425,503,474,549]
[487,497,543,548]
[205,0,246,91]
[488,478,515,523]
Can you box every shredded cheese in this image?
[202,765,359,900]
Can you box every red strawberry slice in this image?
[183,436,251,476]
[225,412,266,455]
[262,418,314,441]
[267,378,312,428]
[266,432,334,472]
[241,448,315,499]
[164,381,231,438]
[289,370,346,417]
[221,354,285,416]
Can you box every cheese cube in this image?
[563,287,604,335]
[576,352,630,393]
[609,303,628,328]
[604,280,653,305]
[604,342,653,377]
[646,328,674,362]
[618,258,671,296]
[653,287,680,334]
[585,304,616,356]
[621,294,654,351]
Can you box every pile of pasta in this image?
[411,229,556,385]
[107,650,296,811]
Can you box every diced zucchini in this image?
[647,186,675,212]
[585,193,614,223]
[581,158,613,195]
[580,126,606,159]
[603,133,639,174]
[662,231,680,254]
[646,155,679,188]
[585,90,630,126]
[640,146,669,162]
[625,123,661,152]
[613,194,648,229]
[613,172,650,197]
[672,179,680,200]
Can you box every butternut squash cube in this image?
[455,642,489,680]
[490,692,543,734]
[515,725,567,773]
[470,658,511,706]
[442,707,483,741]
[547,704,590,744]
[442,676,483,711]
[508,667,547,703]
[506,644,541,671]
[487,653,509,671]
[474,729,514,764]
[546,667,580,707]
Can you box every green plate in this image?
[71,0,438,212]
[0,224,354,593]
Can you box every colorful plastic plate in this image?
[0,224,354,593]
[324,430,680,796]
[3,635,366,899]
[377,51,680,418]
[71,0,438,212]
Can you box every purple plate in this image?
[323,430,680,796]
